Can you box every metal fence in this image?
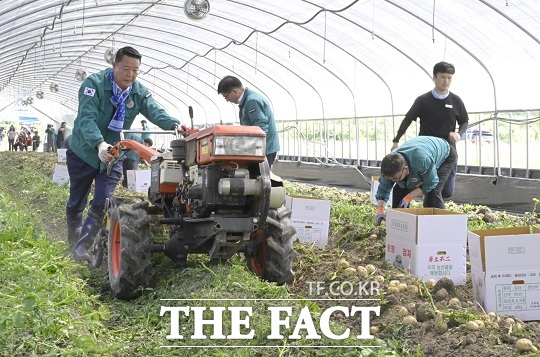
[277,110,540,179]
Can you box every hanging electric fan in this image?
[184,0,210,20]
[26,97,34,105]
[75,68,87,81]
[50,82,60,92]
[104,48,116,64]
[36,91,44,99]
[21,100,28,106]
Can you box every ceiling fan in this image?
[184,0,210,20]
[36,91,44,99]
[104,47,116,64]
[75,68,87,81]
[50,83,60,93]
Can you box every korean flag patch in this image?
[84,87,96,97]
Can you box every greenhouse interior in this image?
[0,0,539,211]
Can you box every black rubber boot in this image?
[73,208,103,263]
[66,209,83,250]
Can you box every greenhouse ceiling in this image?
[0,0,539,125]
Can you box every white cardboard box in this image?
[57,149,67,163]
[52,163,69,185]
[468,226,540,321]
[285,195,331,248]
[385,208,468,285]
[371,176,392,207]
[127,169,151,194]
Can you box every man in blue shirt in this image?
[66,46,181,262]
[375,136,457,225]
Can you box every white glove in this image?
[97,142,113,163]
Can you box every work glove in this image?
[97,142,113,163]
[398,194,413,208]
[171,124,188,132]
[375,206,386,226]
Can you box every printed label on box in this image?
[127,170,151,193]
[285,195,331,248]
[57,149,67,163]
[386,236,466,285]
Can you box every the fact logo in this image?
[160,299,380,342]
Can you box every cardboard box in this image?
[57,149,67,163]
[385,208,468,285]
[127,169,151,194]
[468,226,540,321]
[285,195,331,248]
[52,164,69,185]
[371,176,392,207]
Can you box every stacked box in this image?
[52,164,69,185]
[127,169,151,193]
[468,226,540,321]
[57,149,67,163]
[385,208,467,285]
[285,195,331,248]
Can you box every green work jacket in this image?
[238,87,280,155]
[376,136,451,202]
[70,68,179,171]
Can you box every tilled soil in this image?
[2,150,540,356]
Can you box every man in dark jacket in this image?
[390,61,468,200]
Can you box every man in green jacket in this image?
[374,136,457,225]
[217,75,280,167]
[66,46,181,262]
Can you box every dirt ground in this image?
[2,150,540,356]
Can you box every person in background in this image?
[66,46,182,262]
[121,133,143,188]
[45,124,56,152]
[56,122,67,149]
[217,75,280,168]
[25,131,32,150]
[14,131,28,151]
[32,131,41,151]
[390,61,468,201]
[374,136,457,225]
[141,119,151,141]
[7,125,16,151]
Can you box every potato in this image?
[398,283,408,292]
[365,264,376,274]
[516,338,538,353]
[370,326,379,335]
[373,275,385,284]
[389,280,401,287]
[338,259,350,269]
[425,279,437,289]
[407,285,419,294]
[356,266,368,278]
[343,267,357,277]
[465,321,479,331]
[387,286,400,295]
[402,315,417,325]
[396,306,409,317]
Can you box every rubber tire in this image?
[108,201,153,299]
[246,205,297,285]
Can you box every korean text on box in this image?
[385,208,467,285]
[127,169,151,194]
[468,226,540,321]
[285,195,331,248]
